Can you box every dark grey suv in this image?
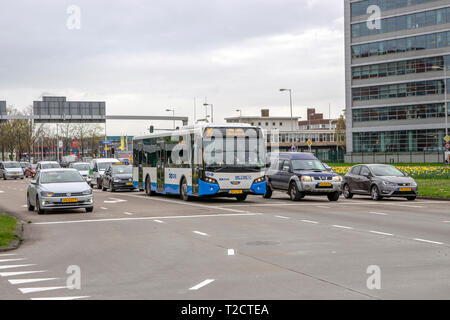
[342,164,418,201]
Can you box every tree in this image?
[334,115,346,151]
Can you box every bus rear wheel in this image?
[145,177,154,196]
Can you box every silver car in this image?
[27,168,94,214]
[69,162,91,184]
[0,161,25,180]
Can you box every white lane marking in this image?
[316,206,330,209]
[31,296,90,300]
[332,225,353,230]
[301,220,319,224]
[19,286,67,294]
[100,207,108,210]
[0,253,17,257]
[154,220,165,224]
[189,279,215,291]
[444,221,450,223]
[0,190,4,193]
[413,238,444,245]
[9,278,58,285]
[104,198,127,204]
[123,212,134,216]
[228,249,235,256]
[21,205,27,208]
[275,215,289,219]
[193,231,208,236]
[0,270,47,277]
[0,264,36,270]
[33,212,260,225]
[0,258,26,263]
[370,230,394,236]
[370,212,388,216]
[393,204,424,208]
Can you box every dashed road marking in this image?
[316,206,330,209]
[193,231,208,236]
[301,220,319,224]
[0,264,36,270]
[0,190,4,193]
[123,212,134,216]
[413,238,443,245]
[31,296,90,300]
[370,212,388,216]
[154,220,165,224]
[392,204,423,208]
[100,207,108,210]
[228,249,235,256]
[9,278,58,285]
[189,279,215,291]
[19,286,67,294]
[275,215,289,219]
[370,230,394,236]
[332,225,353,230]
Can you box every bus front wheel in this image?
[145,177,154,196]
[180,178,190,201]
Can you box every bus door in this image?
[157,140,165,193]
[191,133,200,195]
[138,142,144,190]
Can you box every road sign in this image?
[445,136,450,143]
[58,140,63,148]
[307,140,312,147]
[100,141,112,145]
[291,145,296,152]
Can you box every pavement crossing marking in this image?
[0,264,36,270]
[0,258,26,263]
[0,270,47,277]
[189,279,215,291]
[19,286,67,294]
[9,278,58,285]
[0,253,17,257]
[413,238,443,245]
[31,296,90,300]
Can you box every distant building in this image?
[225,109,340,152]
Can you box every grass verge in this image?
[0,213,18,248]
[416,179,450,199]
[326,163,447,167]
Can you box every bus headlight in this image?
[203,177,218,184]
[301,176,312,182]
[333,176,342,182]
[253,177,265,184]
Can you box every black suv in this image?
[102,164,134,192]
[264,152,342,201]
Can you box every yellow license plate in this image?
[400,188,412,192]
[319,182,332,187]
[229,190,243,194]
[126,182,133,186]
[62,198,78,203]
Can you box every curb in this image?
[418,196,450,201]
[0,219,25,252]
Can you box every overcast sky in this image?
[0,0,345,136]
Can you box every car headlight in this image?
[114,179,121,183]
[82,189,93,195]
[410,181,417,187]
[332,175,342,182]
[40,191,55,197]
[382,181,396,187]
[301,176,312,182]
[203,177,218,184]
[253,177,265,184]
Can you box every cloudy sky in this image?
[0,0,345,136]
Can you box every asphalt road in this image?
[1,178,450,300]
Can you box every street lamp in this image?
[280,89,294,131]
[432,63,448,138]
[236,109,242,123]
[203,103,214,123]
[165,108,175,130]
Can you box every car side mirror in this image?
[30,180,37,185]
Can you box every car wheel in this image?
[263,184,272,199]
[406,196,416,201]
[236,194,247,201]
[97,179,102,189]
[36,196,45,215]
[27,194,35,211]
[327,191,340,202]
[180,178,190,201]
[343,184,353,199]
[110,181,115,192]
[102,182,107,191]
[370,185,383,201]
[145,177,154,196]
[288,182,303,201]
[85,207,94,213]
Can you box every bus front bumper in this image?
[199,180,266,197]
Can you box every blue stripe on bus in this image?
[198,180,221,196]
[251,181,266,195]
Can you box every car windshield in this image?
[291,159,326,171]
[98,162,119,170]
[4,162,21,168]
[72,164,90,171]
[20,162,29,168]
[371,165,405,177]
[40,171,85,184]
[111,166,132,174]
[42,163,60,169]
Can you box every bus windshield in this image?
[202,127,265,171]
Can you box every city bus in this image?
[132,124,266,201]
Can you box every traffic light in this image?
[149,125,154,133]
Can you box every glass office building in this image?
[345,0,450,153]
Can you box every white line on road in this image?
[0,253,17,257]
[316,206,331,209]
[332,225,353,230]
[370,212,388,216]
[9,278,58,285]
[301,220,319,224]
[392,204,424,208]
[413,238,444,245]
[193,231,208,236]
[100,207,108,210]
[228,249,235,256]
[189,279,215,291]
[0,258,26,263]
[154,220,165,224]
[275,215,290,219]
[0,264,36,270]
[19,286,67,294]
[0,270,47,277]
[370,230,394,236]
[123,212,134,216]
[444,221,450,223]
[31,296,90,300]
[0,190,4,193]
[33,212,260,225]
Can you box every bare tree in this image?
[334,115,346,151]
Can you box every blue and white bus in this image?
[132,124,266,201]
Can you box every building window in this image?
[353,104,446,122]
[279,122,283,126]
